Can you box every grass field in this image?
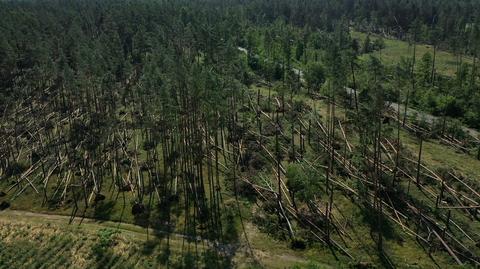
[0,213,159,269]
[0,209,324,269]
[352,31,473,77]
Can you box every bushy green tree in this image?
[304,62,326,93]
[418,52,433,85]
[286,163,322,205]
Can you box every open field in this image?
[352,31,474,77]
[0,211,169,269]
[0,209,321,269]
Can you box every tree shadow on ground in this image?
[89,228,121,269]
[378,249,396,269]
[93,200,115,221]
[150,198,237,268]
[360,205,400,242]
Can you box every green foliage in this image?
[418,52,433,85]
[373,37,385,51]
[362,34,372,54]
[304,62,326,92]
[90,228,121,268]
[248,53,261,71]
[295,42,305,61]
[94,228,119,251]
[286,163,322,203]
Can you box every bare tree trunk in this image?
[403,40,416,126]
[275,110,282,203]
[351,62,359,113]
[431,45,437,86]
[415,136,424,187]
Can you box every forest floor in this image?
[2,80,479,268]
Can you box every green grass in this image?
[0,209,328,268]
[352,31,473,77]
[0,212,219,269]
[400,131,480,179]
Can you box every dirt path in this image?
[0,209,316,268]
[0,209,231,250]
[238,47,479,140]
[0,209,170,240]
[346,87,480,139]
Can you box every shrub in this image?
[290,238,307,250]
[95,228,119,250]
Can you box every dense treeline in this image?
[244,0,480,44]
[3,0,479,128]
